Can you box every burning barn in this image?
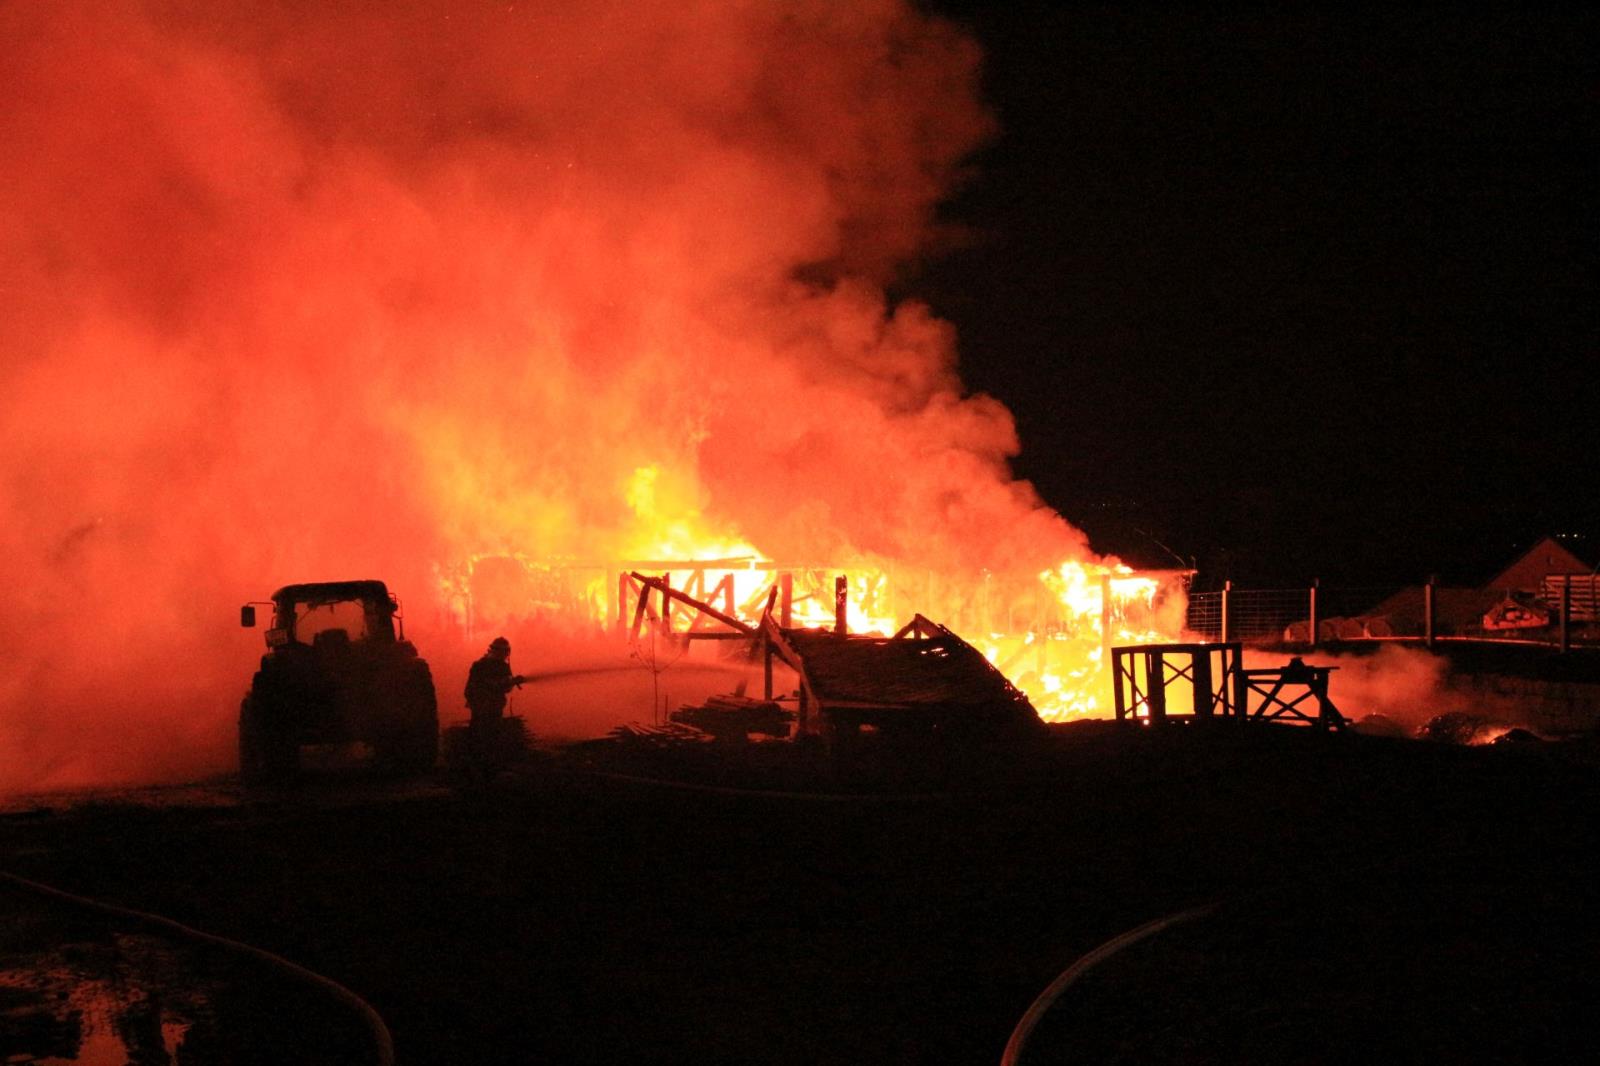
[3,0,1187,788]
[444,556,1192,724]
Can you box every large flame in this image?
[445,474,1186,721]
[2,1,1180,790]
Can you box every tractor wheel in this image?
[375,664,438,776]
[239,693,297,784]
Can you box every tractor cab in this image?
[243,580,406,650]
[238,579,436,782]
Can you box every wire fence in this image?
[1187,580,1600,649]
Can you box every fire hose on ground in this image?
[999,901,1220,1066]
[0,869,395,1066]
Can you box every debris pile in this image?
[670,695,794,740]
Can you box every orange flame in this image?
[441,480,1187,720]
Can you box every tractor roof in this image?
[271,580,394,607]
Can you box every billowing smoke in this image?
[1244,644,1537,736]
[1,1,1091,790]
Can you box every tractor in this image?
[238,580,437,782]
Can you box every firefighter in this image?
[464,636,527,775]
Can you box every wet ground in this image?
[1,877,375,1065]
[1,892,195,1066]
[2,726,1597,1064]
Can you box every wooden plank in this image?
[761,612,818,734]
[629,582,650,643]
[630,571,757,635]
[688,573,736,633]
[1146,650,1167,723]
[1193,649,1213,717]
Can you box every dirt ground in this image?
[2,725,1597,1064]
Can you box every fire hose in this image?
[0,869,394,1066]
[998,901,1219,1066]
[514,661,753,685]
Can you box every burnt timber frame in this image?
[619,563,782,637]
[615,561,890,637]
[626,571,758,644]
[759,612,815,735]
[1112,642,1244,724]
[758,610,1036,740]
[1111,642,1347,730]
[1238,663,1346,731]
[624,572,877,737]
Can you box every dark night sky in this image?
[910,7,1597,588]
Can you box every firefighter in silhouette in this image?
[464,636,527,774]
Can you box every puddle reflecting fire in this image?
[0,933,197,1065]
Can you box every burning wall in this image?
[1,1,1168,791]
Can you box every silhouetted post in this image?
[1424,579,1435,649]
[1193,647,1214,718]
[779,572,794,628]
[1308,579,1320,649]
[834,575,848,635]
[1145,650,1167,724]
[1230,644,1248,719]
[764,641,774,700]
[1560,576,1571,653]
[1112,648,1127,721]
[1221,580,1232,643]
[661,572,672,632]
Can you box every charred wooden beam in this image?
[890,613,938,640]
[629,579,651,644]
[629,571,757,636]
[759,611,819,735]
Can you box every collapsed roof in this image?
[764,614,1042,736]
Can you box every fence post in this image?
[1560,575,1571,654]
[1308,579,1319,649]
[1424,578,1435,649]
[1221,580,1232,644]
